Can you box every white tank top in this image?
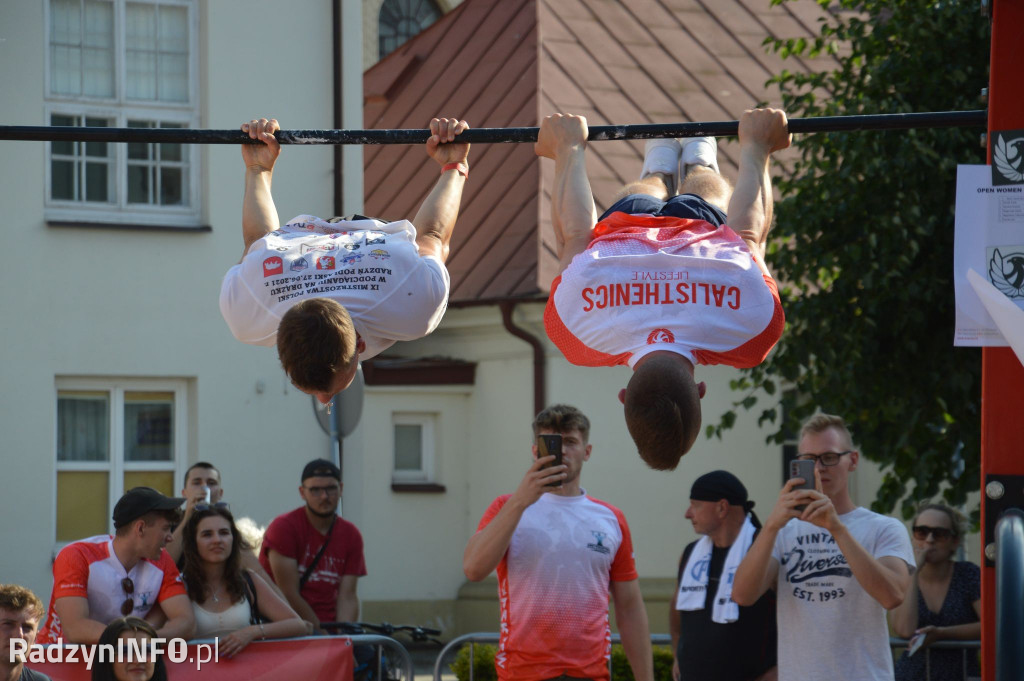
[192,598,253,638]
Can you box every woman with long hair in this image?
[181,506,306,657]
[890,503,980,681]
[91,617,167,681]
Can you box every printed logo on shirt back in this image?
[263,257,283,277]
[647,328,675,344]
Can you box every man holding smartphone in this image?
[732,414,914,681]
[463,404,654,681]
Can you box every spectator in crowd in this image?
[732,413,915,681]
[166,462,281,597]
[671,471,776,681]
[463,404,654,681]
[259,459,366,633]
[181,506,306,656]
[39,488,195,644]
[891,503,981,681]
[0,584,50,681]
[90,617,167,681]
[167,462,225,561]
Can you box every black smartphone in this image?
[789,459,816,511]
[537,434,563,487]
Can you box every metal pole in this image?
[996,509,1024,681]
[0,110,987,145]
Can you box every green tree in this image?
[712,0,990,519]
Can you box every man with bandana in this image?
[671,471,777,681]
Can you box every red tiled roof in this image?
[363,0,834,304]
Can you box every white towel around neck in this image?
[675,513,757,623]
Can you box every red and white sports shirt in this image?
[38,535,186,643]
[477,492,638,681]
[545,212,784,369]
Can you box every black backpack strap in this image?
[241,569,261,625]
[299,515,337,590]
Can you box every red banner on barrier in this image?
[26,637,354,681]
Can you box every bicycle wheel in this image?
[382,642,410,681]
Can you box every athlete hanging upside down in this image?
[538,108,790,470]
[220,116,470,403]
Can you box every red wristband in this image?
[441,162,468,178]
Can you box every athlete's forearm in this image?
[551,145,597,266]
[242,168,280,255]
[726,144,772,256]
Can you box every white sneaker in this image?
[640,138,682,188]
[679,136,720,179]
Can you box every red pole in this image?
[981,2,1024,679]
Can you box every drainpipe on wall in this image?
[333,0,363,218]
[500,301,546,416]
[331,0,364,479]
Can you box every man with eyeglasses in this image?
[732,414,915,681]
[259,459,366,633]
[38,487,195,644]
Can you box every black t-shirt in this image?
[675,535,777,681]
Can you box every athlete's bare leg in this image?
[679,166,732,215]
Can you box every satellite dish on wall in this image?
[311,365,364,438]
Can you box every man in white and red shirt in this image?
[220,116,471,407]
[535,109,791,471]
[463,405,653,681]
[38,487,194,644]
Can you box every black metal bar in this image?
[0,110,987,145]
[996,509,1024,681]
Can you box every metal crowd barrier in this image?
[889,637,982,681]
[346,634,415,681]
[433,633,981,681]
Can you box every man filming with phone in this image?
[463,404,654,681]
[732,413,914,681]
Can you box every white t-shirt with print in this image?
[219,215,450,360]
[772,507,914,681]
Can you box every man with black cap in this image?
[259,458,366,633]
[38,487,195,644]
[670,471,776,681]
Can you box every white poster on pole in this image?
[953,164,1024,346]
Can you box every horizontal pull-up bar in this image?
[0,110,987,145]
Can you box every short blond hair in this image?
[799,413,854,450]
[0,584,44,621]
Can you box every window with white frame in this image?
[392,412,436,483]
[56,378,187,542]
[45,0,200,226]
